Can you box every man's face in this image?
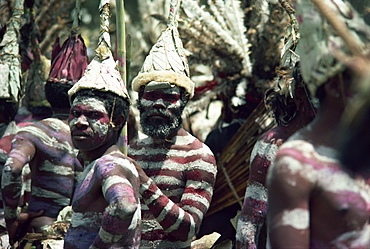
[68,96,112,151]
[137,85,186,139]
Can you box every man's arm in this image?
[1,133,36,245]
[90,158,140,249]
[236,137,280,249]
[266,149,313,249]
[137,154,217,242]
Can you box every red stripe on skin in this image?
[142,91,180,104]
[277,148,341,172]
[184,168,215,183]
[239,198,268,224]
[159,204,180,228]
[147,195,170,217]
[167,214,192,241]
[144,169,183,179]
[183,187,212,202]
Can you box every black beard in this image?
[138,106,183,139]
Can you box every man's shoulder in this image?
[96,150,137,171]
[18,118,69,134]
[258,126,291,144]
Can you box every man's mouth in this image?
[72,131,92,140]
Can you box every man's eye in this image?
[71,110,80,117]
[143,94,156,101]
[90,112,101,118]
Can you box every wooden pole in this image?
[115,0,128,155]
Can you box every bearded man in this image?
[128,2,217,248]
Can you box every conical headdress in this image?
[0,0,24,102]
[295,0,370,96]
[68,0,130,102]
[131,0,195,98]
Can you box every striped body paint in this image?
[64,150,141,248]
[2,119,82,220]
[129,129,217,249]
[267,139,370,248]
[236,126,293,249]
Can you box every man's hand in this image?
[5,210,44,246]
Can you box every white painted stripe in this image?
[104,155,139,177]
[270,156,317,187]
[71,211,102,229]
[157,200,174,223]
[151,175,182,186]
[99,227,122,243]
[128,207,141,230]
[166,207,185,233]
[138,160,216,176]
[102,176,132,198]
[244,182,267,202]
[280,140,337,163]
[274,208,309,230]
[32,187,70,206]
[182,193,211,209]
[250,139,278,162]
[182,205,203,220]
[39,160,74,176]
[19,125,74,153]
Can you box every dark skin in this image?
[4,107,77,247]
[267,74,370,248]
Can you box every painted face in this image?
[137,86,185,139]
[68,96,112,151]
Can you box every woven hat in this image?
[0,0,24,102]
[68,0,130,102]
[131,0,194,98]
[295,0,370,96]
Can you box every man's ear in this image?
[112,115,126,131]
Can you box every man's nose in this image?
[152,98,166,108]
[75,115,88,127]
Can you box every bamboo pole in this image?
[310,0,364,57]
[115,0,128,155]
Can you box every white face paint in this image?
[69,96,112,151]
[140,87,182,109]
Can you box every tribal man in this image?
[64,3,141,246]
[236,64,316,249]
[1,31,88,246]
[267,0,370,248]
[2,81,83,246]
[128,1,217,248]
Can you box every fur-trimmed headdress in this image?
[131,0,195,98]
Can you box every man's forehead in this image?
[144,81,180,92]
[73,95,107,112]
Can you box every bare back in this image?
[2,118,82,219]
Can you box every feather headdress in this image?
[68,0,130,102]
[131,0,195,98]
[0,0,24,102]
[295,0,370,96]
